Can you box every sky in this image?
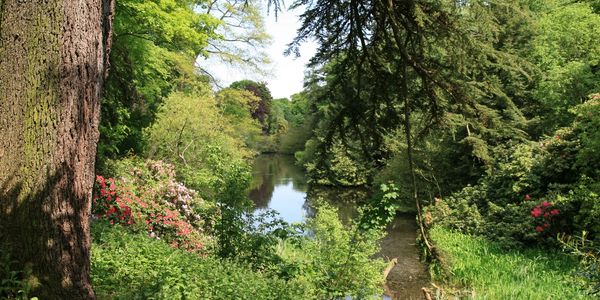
[199,5,316,99]
[262,6,317,99]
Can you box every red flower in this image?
[550,209,560,215]
[524,194,531,200]
[531,207,543,218]
[542,201,551,207]
[535,226,544,232]
[106,206,116,215]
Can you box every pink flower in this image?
[524,194,531,200]
[531,207,543,218]
[542,201,551,207]
[550,209,560,215]
[535,226,544,232]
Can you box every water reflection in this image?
[248,154,367,224]
[248,154,308,223]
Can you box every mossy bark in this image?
[0,0,113,298]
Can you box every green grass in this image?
[430,227,588,299]
[90,221,309,300]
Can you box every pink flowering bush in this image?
[93,158,218,253]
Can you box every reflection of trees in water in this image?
[248,173,274,209]
[249,154,373,225]
[305,186,371,225]
[248,154,307,209]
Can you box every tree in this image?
[0,1,114,298]
[526,0,600,136]
[230,80,273,133]
[97,0,220,162]
[201,0,272,76]
[287,0,532,249]
[146,89,259,195]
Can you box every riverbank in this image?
[428,227,588,299]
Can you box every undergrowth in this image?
[90,221,308,300]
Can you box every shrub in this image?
[280,201,386,299]
[146,91,257,194]
[424,196,484,236]
[94,159,216,253]
[91,221,309,300]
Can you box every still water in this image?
[248,154,430,300]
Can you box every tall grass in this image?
[430,227,588,299]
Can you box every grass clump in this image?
[430,226,588,299]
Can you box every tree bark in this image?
[0,0,113,298]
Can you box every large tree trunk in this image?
[0,0,113,298]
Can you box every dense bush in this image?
[91,221,308,300]
[426,97,600,246]
[279,201,386,299]
[299,139,370,186]
[90,198,389,299]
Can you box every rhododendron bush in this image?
[93,159,217,252]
